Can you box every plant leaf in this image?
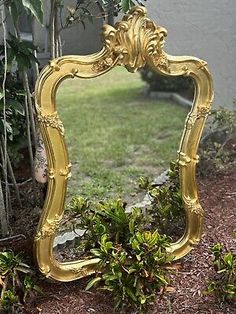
[85,277,102,291]
[121,0,131,13]
[126,287,137,302]
[10,0,24,21]
[22,0,43,24]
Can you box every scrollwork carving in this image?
[71,68,79,77]
[48,168,55,179]
[186,113,198,130]
[35,215,61,241]
[153,51,170,73]
[71,267,90,277]
[197,106,211,118]
[37,110,64,136]
[197,60,208,70]
[59,163,72,179]
[191,205,204,217]
[178,152,192,167]
[184,197,204,217]
[103,6,167,72]
[92,56,114,72]
[185,105,211,130]
[49,60,60,72]
[39,265,51,277]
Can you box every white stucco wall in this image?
[33,0,103,57]
[1,1,236,109]
[0,1,104,57]
[146,0,236,108]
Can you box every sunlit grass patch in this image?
[57,67,188,203]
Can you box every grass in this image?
[56,67,188,204]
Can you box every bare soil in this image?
[20,168,236,314]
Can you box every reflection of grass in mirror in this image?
[57,67,188,202]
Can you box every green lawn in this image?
[57,67,188,203]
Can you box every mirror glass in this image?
[53,65,194,261]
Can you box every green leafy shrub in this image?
[0,251,42,313]
[199,102,236,176]
[0,290,21,314]
[87,229,173,312]
[64,0,147,29]
[5,34,39,71]
[0,46,27,167]
[138,161,185,238]
[206,244,236,303]
[72,200,174,312]
[140,66,194,93]
[66,161,183,312]
[65,161,184,246]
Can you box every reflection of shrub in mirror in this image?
[140,66,194,98]
[139,160,185,240]
[62,160,184,259]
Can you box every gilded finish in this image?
[103,6,168,72]
[37,109,64,135]
[34,6,214,281]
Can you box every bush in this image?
[138,161,185,238]
[206,243,236,303]
[199,102,236,176]
[0,251,42,313]
[0,52,27,166]
[71,199,174,312]
[140,66,194,93]
[66,161,184,312]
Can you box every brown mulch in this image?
[147,168,236,314]
[21,168,236,314]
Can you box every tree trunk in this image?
[0,6,9,236]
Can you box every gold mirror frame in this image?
[34,6,214,281]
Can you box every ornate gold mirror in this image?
[34,6,213,281]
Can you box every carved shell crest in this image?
[103,6,167,72]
